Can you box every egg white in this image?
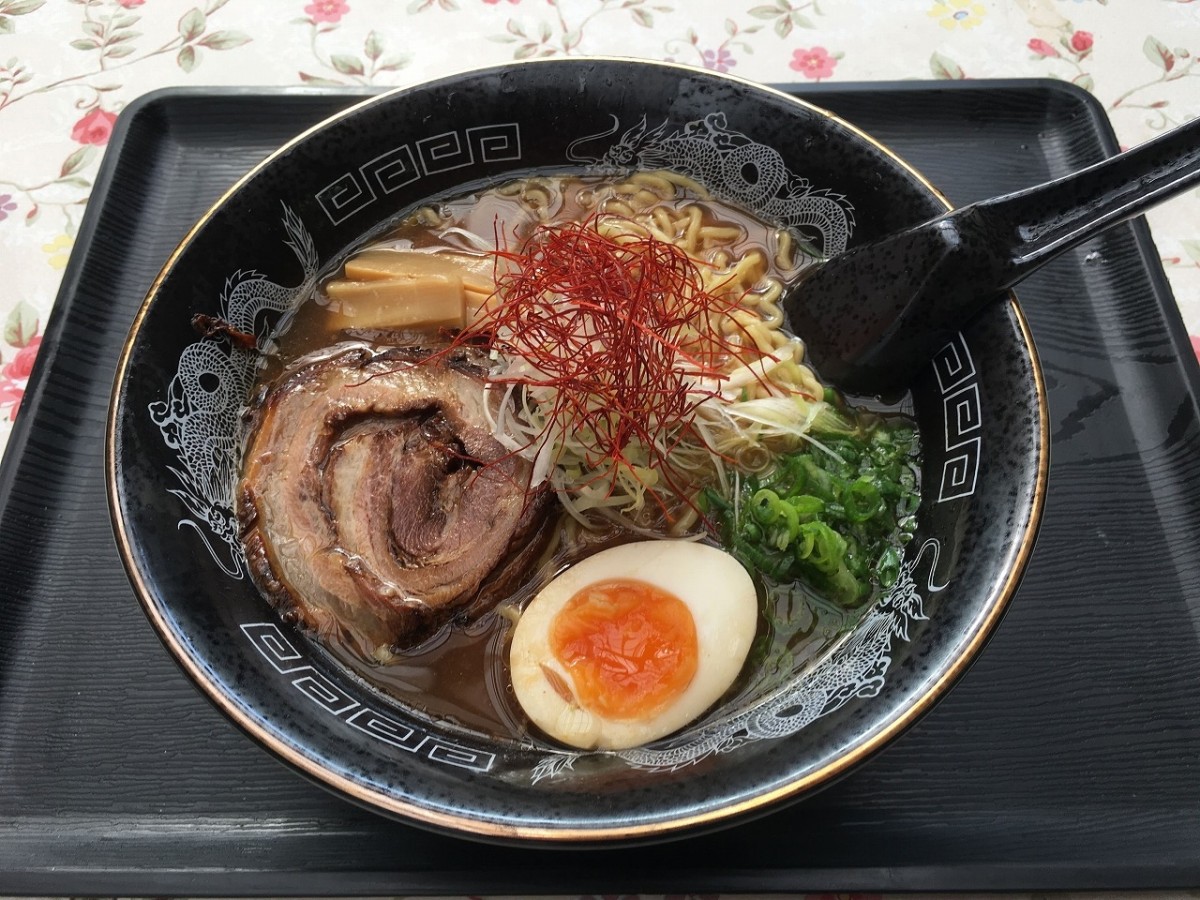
[509,540,758,750]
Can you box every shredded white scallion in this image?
[439,226,496,252]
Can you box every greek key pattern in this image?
[932,334,981,503]
[315,122,522,225]
[241,622,496,773]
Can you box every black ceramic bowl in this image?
[107,59,1048,844]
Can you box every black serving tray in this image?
[3,80,1200,895]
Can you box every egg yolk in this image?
[548,579,698,721]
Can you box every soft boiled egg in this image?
[508,540,758,751]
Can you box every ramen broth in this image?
[246,173,915,746]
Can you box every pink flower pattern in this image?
[0,194,16,222]
[305,0,350,23]
[3,336,40,381]
[70,108,117,145]
[789,46,838,80]
[0,381,25,421]
[1028,37,1060,58]
[701,47,736,72]
[0,336,40,421]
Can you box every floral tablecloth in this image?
[1,0,1199,894]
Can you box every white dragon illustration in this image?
[149,204,317,576]
[567,111,855,257]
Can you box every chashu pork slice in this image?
[238,344,546,660]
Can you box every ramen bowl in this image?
[107,58,1048,844]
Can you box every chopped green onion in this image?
[708,411,921,609]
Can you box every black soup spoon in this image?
[783,115,1200,395]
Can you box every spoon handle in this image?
[978,114,1200,286]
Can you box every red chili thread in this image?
[451,217,778,517]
